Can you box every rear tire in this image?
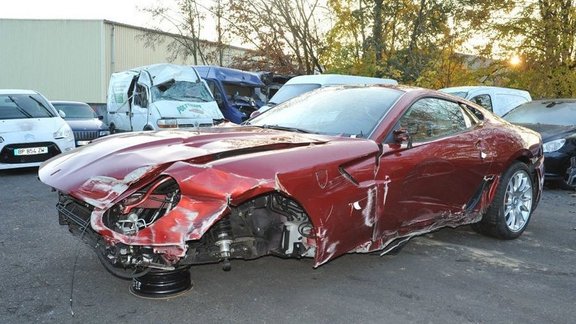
[472,162,534,239]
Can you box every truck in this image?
[107,63,224,132]
[194,66,265,123]
[439,86,532,116]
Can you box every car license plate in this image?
[14,147,48,156]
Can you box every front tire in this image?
[473,162,534,239]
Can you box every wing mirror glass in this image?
[393,128,413,148]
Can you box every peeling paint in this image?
[362,187,376,227]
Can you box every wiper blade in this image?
[257,124,316,134]
[28,96,55,116]
[184,95,209,102]
[8,96,34,118]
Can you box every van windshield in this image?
[268,84,321,106]
[151,80,213,103]
[0,94,57,120]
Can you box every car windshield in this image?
[151,80,213,103]
[248,86,402,138]
[53,103,97,119]
[503,101,576,126]
[0,94,57,119]
[268,83,321,105]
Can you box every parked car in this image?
[503,99,576,189]
[0,89,75,170]
[51,101,110,146]
[38,85,543,297]
[440,86,531,116]
[254,74,398,115]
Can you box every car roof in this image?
[440,86,530,95]
[51,100,90,105]
[0,89,39,95]
[284,74,398,86]
[194,65,265,87]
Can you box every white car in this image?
[0,89,75,170]
[255,74,398,115]
[440,86,532,116]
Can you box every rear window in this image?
[268,84,321,105]
[504,101,576,126]
[52,102,97,119]
[0,94,57,120]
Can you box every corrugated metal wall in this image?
[0,19,104,103]
[0,19,251,105]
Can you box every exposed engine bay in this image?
[57,176,316,279]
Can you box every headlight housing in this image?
[99,130,111,137]
[543,139,566,153]
[54,125,74,141]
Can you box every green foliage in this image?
[142,0,576,98]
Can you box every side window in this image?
[133,84,148,108]
[206,80,223,106]
[398,98,474,142]
[471,94,493,111]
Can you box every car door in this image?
[131,72,152,131]
[373,97,494,240]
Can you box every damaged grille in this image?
[57,194,94,234]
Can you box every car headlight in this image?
[543,139,566,153]
[157,118,178,128]
[53,125,73,140]
[99,130,111,137]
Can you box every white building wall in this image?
[0,19,251,105]
[0,19,104,103]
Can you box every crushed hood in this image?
[38,126,329,195]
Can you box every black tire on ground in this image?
[109,123,116,134]
[472,161,534,240]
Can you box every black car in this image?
[503,99,576,189]
[51,101,110,146]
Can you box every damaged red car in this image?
[39,85,544,297]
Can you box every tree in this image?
[226,0,328,74]
[139,0,230,65]
[494,0,576,98]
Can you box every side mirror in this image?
[393,128,412,148]
[98,115,104,120]
[58,110,66,118]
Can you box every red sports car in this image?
[39,85,543,297]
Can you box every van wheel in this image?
[109,123,117,134]
[143,125,154,131]
[472,162,534,239]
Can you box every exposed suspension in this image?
[214,217,233,271]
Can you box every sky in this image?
[1,0,170,30]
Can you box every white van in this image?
[107,64,224,132]
[256,74,398,114]
[439,86,532,116]
[0,89,75,170]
